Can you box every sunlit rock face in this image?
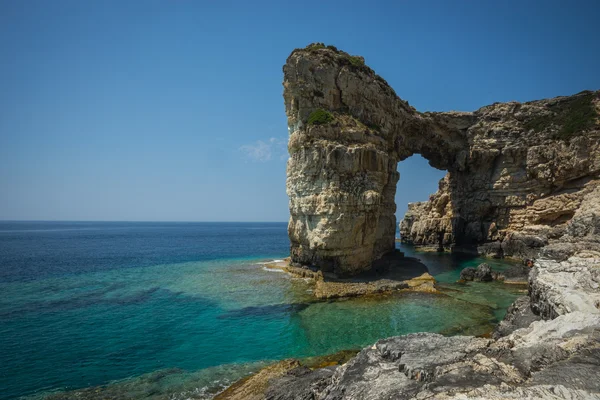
[400,92,600,260]
[283,43,600,276]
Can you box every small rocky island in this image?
[219,44,600,399]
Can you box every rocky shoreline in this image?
[217,252,600,399]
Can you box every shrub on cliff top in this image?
[304,43,340,54]
[524,91,598,141]
[347,55,365,67]
[306,43,326,52]
[308,109,334,125]
[556,92,598,140]
[338,54,368,72]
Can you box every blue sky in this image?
[1,0,598,222]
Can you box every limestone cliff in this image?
[400,92,600,260]
[283,43,600,275]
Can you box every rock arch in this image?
[283,44,600,276]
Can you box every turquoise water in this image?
[0,222,524,399]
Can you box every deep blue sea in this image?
[0,221,523,399]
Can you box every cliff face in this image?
[400,93,600,260]
[284,43,600,275]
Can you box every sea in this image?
[0,221,524,399]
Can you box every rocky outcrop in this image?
[401,92,600,260]
[459,262,531,283]
[529,256,600,319]
[215,360,303,400]
[283,43,600,276]
[459,263,495,282]
[492,296,542,339]
[216,351,359,400]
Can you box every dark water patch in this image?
[218,302,312,319]
[0,286,175,319]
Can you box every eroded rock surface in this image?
[492,296,541,339]
[283,43,599,276]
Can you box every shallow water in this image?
[0,222,523,399]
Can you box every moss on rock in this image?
[308,108,334,125]
[524,91,598,141]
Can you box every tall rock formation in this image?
[284,43,600,276]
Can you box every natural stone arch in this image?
[283,44,471,276]
[283,43,600,276]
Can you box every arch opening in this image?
[395,155,447,249]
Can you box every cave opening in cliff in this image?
[395,154,446,246]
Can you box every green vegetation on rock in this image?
[347,55,365,67]
[308,109,334,125]
[306,43,326,52]
[305,43,339,53]
[524,92,598,141]
[297,43,371,74]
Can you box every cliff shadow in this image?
[321,250,429,283]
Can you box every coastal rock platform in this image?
[265,253,438,299]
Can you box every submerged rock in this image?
[475,263,493,281]
[459,267,477,281]
[402,272,437,293]
[313,278,408,299]
[459,263,501,282]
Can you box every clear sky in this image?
[1,0,599,222]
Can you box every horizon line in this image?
[0,219,291,224]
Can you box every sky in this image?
[1,0,599,222]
